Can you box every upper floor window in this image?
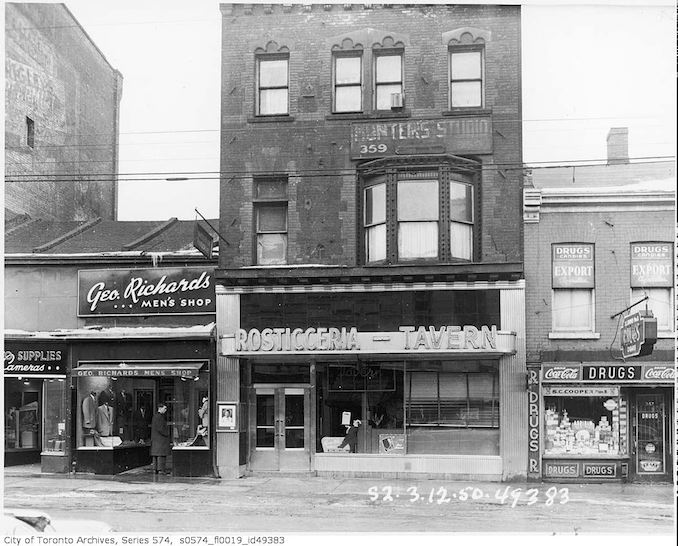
[334,54,362,113]
[374,52,403,110]
[361,161,478,265]
[551,243,595,335]
[449,48,483,108]
[630,242,674,334]
[254,177,288,264]
[257,56,289,115]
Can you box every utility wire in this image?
[4,156,676,183]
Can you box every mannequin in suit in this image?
[96,402,114,437]
[133,405,152,443]
[82,391,97,431]
[116,389,133,440]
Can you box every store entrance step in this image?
[245,470,316,478]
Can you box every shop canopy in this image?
[74,361,206,378]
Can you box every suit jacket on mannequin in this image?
[96,403,114,436]
[82,392,97,429]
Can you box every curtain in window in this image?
[397,180,438,259]
[553,289,593,330]
[259,59,288,115]
[366,224,386,262]
[398,222,438,259]
[450,222,472,260]
[257,234,287,265]
[364,183,386,262]
[631,288,673,332]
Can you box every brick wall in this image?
[525,206,675,360]
[219,4,522,269]
[4,3,121,221]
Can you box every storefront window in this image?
[76,369,209,449]
[405,360,499,455]
[543,395,626,456]
[43,379,67,453]
[4,378,41,451]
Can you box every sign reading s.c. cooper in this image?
[78,267,216,316]
[350,117,492,159]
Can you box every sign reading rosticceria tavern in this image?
[78,267,215,316]
[228,325,509,354]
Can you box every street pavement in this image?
[2,464,676,538]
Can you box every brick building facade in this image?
[4,3,122,221]
[523,132,675,483]
[216,3,525,480]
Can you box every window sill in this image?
[248,115,295,123]
[548,332,601,340]
[325,109,411,121]
[442,108,492,117]
[657,331,675,339]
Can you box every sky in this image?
[35,0,678,220]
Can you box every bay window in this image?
[361,160,479,265]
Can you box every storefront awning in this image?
[74,361,206,378]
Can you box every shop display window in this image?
[76,371,210,449]
[543,395,627,456]
[4,379,41,451]
[43,379,67,453]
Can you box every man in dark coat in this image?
[338,419,361,453]
[150,403,171,474]
[133,405,152,443]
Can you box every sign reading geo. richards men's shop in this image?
[78,267,215,316]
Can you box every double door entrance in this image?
[249,386,311,472]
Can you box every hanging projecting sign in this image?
[350,117,492,159]
[78,267,216,316]
[552,243,595,288]
[630,242,673,287]
[4,342,68,376]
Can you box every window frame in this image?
[26,116,35,148]
[255,54,290,116]
[332,51,363,114]
[373,49,404,111]
[359,161,480,265]
[448,45,485,110]
[551,288,596,333]
[253,176,289,265]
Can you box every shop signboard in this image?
[583,463,617,478]
[225,324,514,355]
[542,364,673,384]
[543,386,619,397]
[4,342,68,376]
[620,312,644,358]
[379,434,406,454]
[527,366,541,477]
[78,267,216,316]
[193,221,214,260]
[544,462,579,478]
[350,117,492,159]
[630,242,673,287]
[552,243,594,288]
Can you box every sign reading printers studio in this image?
[78,267,216,316]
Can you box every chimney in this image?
[606,127,629,165]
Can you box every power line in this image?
[4,156,676,184]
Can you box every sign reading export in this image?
[4,342,68,375]
[630,242,673,287]
[552,243,594,288]
[350,117,492,159]
[78,267,215,316]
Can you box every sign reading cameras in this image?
[78,267,216,316]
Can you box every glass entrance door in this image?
[251,386,310,471]
[633,392,668,479]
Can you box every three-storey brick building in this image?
[215,3,525,480]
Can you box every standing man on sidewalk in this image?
[150,403,171,475]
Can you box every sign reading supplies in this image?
[552,243,594,288]
[630,242,673,287]
[78,267,215,316]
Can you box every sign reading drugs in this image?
[78,267,215,316]
[552,243,595,288]
[630,242,673,287]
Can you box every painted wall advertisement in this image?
[552,243,595,288]
[78,267,216,316]
[630,242,673,287]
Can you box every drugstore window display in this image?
[76,373,210,449]
[544,396,626,456]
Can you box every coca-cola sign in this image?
[643,366,675,381]
[543,365,581,381]
[78,267,216,316]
